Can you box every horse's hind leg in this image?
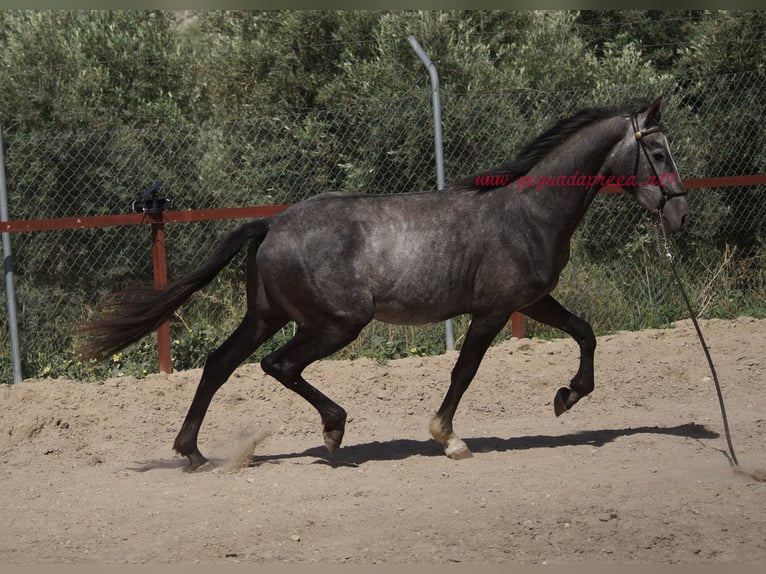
[261,322,364,454]
[430,311,510,459]
[521,295,596,416]
[173,312,286,470]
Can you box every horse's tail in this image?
[76,218,272,362]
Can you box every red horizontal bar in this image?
[597,174,766,195]
[1,204,289,233]
[3,173,765,233]
[160,204,289,224]
[3,212,144,232]
[682,175,766,188]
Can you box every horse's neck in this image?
[521,123,622,235]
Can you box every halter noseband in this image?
[631,113,687,212]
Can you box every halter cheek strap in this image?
[631,113,687,212]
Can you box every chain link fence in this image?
[2,70,765,381]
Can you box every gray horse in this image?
[79,98,690,470]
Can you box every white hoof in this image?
[445,437,473,460]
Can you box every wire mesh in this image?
[1,70,764,381]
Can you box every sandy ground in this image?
[1,316,764,565]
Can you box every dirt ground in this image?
[1,316,764,565]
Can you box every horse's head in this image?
[606,98,690,236]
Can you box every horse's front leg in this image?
[521,295,596,416]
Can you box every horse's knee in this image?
[582,331,596,356]
[571,319,595,395]
[573,318,596,355]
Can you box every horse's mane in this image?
[449,102,649,192]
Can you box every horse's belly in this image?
[371,289,465,325]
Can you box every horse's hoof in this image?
[323,429,344,455]
[445,437,473,460]
[184,455,212,473]
[447,446,474,460]
[554,387,571,417]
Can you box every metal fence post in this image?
[0,125,23,384]
[409,35,456,351]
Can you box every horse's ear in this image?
[645,96,662,125]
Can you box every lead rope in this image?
[654,210,765,481]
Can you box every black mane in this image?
[450,103,646,192]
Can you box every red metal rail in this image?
[1,204,289,233]
[596,174,766,194]
[3,173,764,373]
[3,205,288,373]
[7,174,765,235]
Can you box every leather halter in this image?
[631,113,687,212]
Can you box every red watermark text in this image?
[476,171,680,190]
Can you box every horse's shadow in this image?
[262,422,718,468]
[129,422,717,472]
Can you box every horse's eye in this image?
[652,152,666,162]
